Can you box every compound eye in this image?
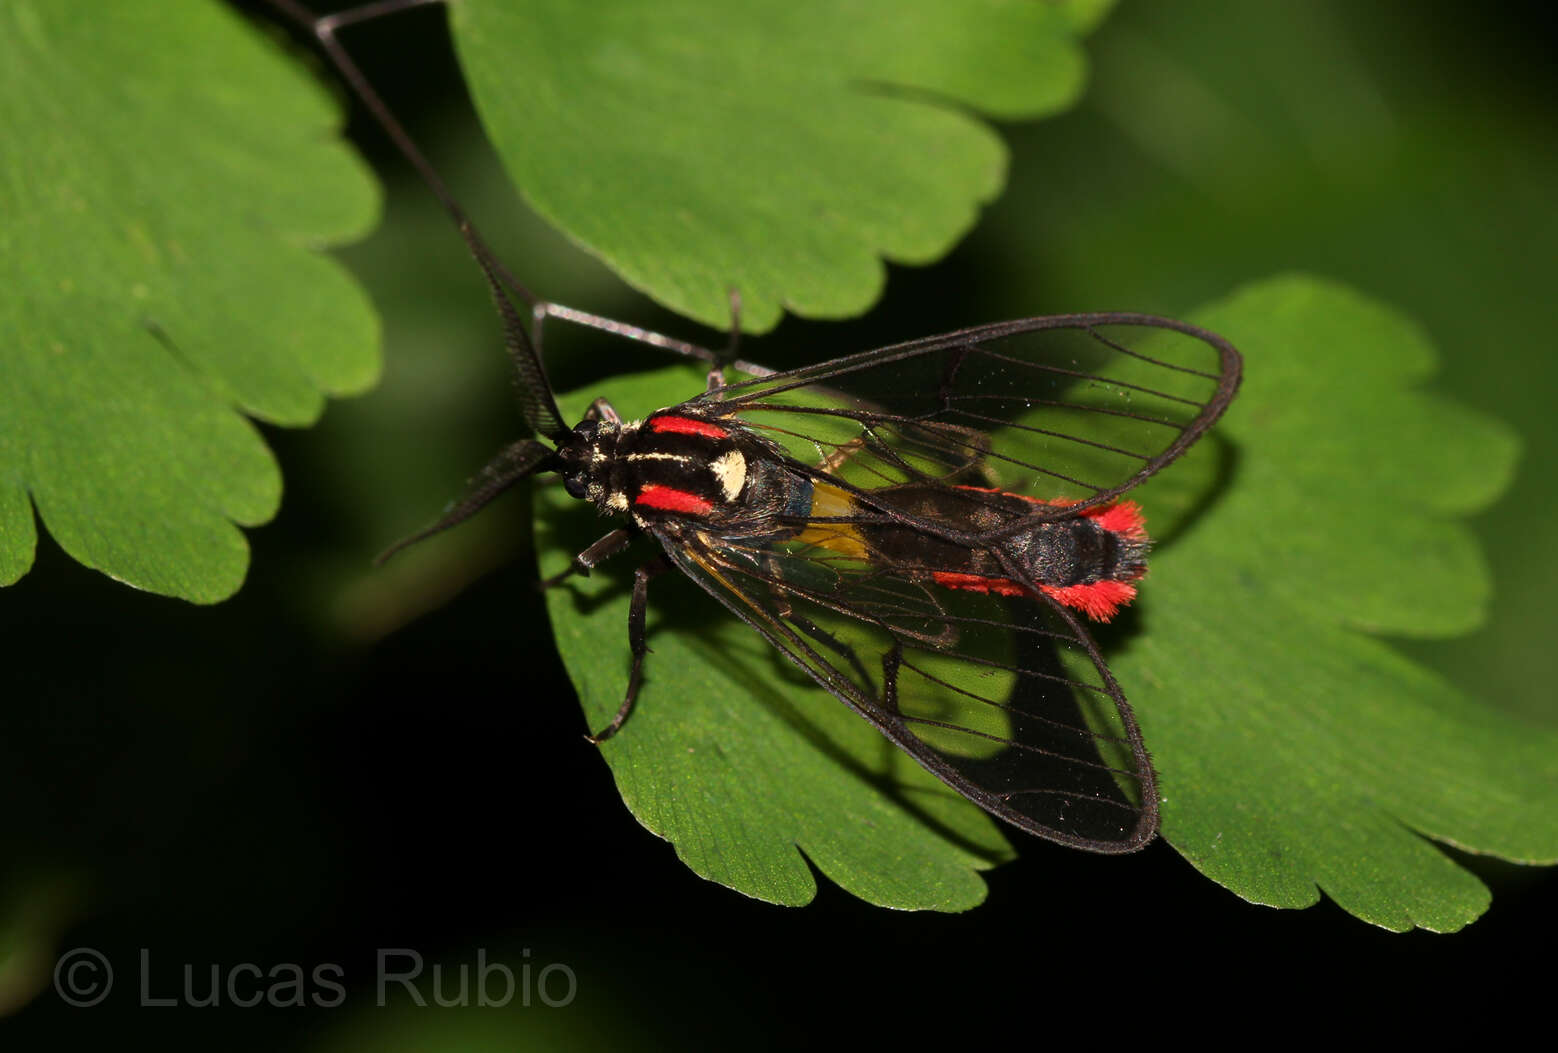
[563,473,589,500]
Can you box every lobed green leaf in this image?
[0,0,379,601]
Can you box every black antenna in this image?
[263,0,572,441]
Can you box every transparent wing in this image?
[637,314,1242,847]
[699,314,1241,525]
[660,530,1157,853]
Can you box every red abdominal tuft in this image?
[1039,580,1138,622]
[1081,499,1147,539]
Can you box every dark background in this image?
[5,0,1556,1044]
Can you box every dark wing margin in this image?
[701,313,1242,530]
[659,533,1159,853]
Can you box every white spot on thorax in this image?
[606,491,629,512]
[709,450,746,502]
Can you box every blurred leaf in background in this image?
[0,874,82,1016]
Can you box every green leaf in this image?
[539,370,1012,911]
[538,275,1557,923]
[0,0,379,602]
[452,0,1109,332]
[1124,274,1553,932]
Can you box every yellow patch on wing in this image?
[794,481,869,559]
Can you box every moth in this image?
[269,0,1242,852]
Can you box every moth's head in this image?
[556,417,611,500]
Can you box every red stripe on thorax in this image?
[648,415,727,439]
[635,484,714,515]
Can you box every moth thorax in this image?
[611,414,751,519]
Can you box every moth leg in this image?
[530,301,552,365]
[304,0,445,37]
[588,555,672,744]
[719,288,743,363]
[757,555,880,690]
[880,640,905,716]
[703,289,744,394]
[817,436,870,473]
[824,420,996,485]
[537,303,723,365]
[927,422,997,484]
[540,528,635,590]
[526,291,777,380]
[786,607,881,697]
